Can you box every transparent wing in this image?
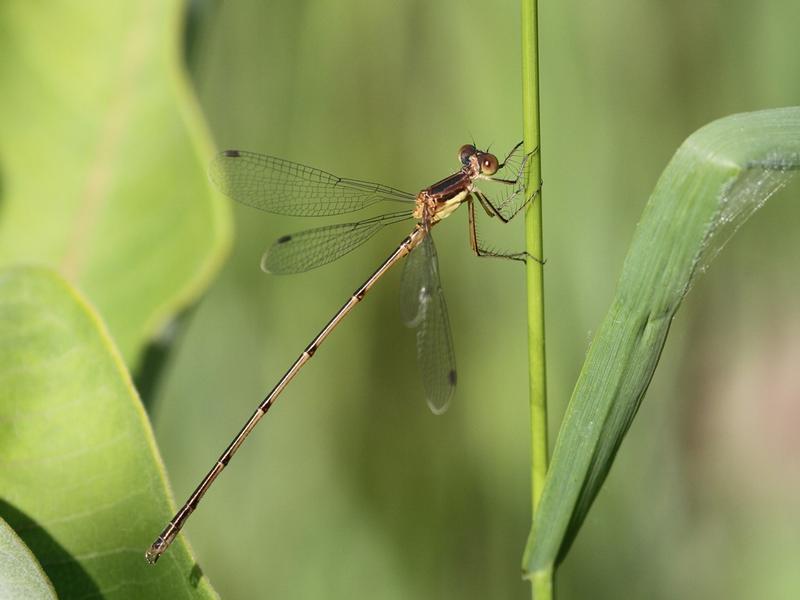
[399,232,430,327]
[210,150,416,216]
[263,211,412,274]
[399,233,456,414]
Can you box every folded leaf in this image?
[523,107,800,577]
[0,517,56,600]
[0,0,231,365]
[0,266,217,599]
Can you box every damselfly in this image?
[146,141,537,564]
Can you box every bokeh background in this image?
[153,1,800,598]
[4,0,799,598]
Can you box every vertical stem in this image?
[521,0,551,598]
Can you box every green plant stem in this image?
[521,0,550,598]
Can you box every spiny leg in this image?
[497,140,525,169]
[497,142,539,170]
[475,184,541,224]
[467,196,543,264]
[481,145,541,222]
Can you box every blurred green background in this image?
[152,1,800,598]
[4,0,798,598]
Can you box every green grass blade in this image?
[523,107,800,577]
[0,266,217,598]
[521,0,548,510]
[521,0,551,597]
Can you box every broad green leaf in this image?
[0,0,231,365]
[0,266,217,599]
[523,107,800,577]
[0,516,57,600]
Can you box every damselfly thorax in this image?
[413,144,503,224]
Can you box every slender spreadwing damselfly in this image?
[146,141,538,564]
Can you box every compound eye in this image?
[458,144,476,165]
[480,154,499,175]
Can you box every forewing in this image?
[262,212,411,274]
[210,150,415,216]
[399,234,456,414]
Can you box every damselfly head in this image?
[458,144,477,165]
[458,144,499,176]
[477,152,499,176]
